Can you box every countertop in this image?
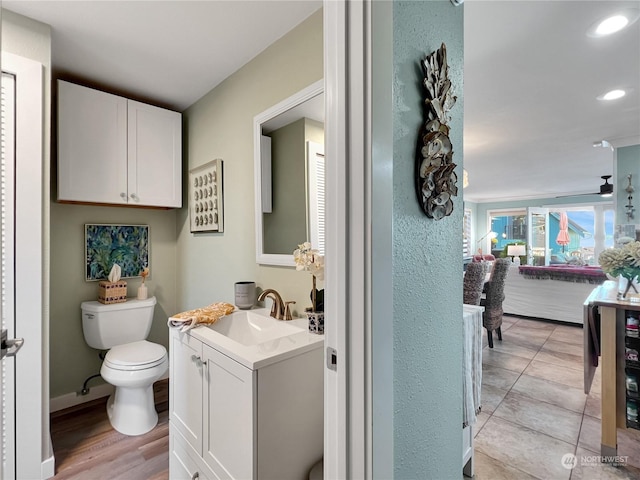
[588,280,640,312]
[185,315,324,370]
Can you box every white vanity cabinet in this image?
[169,329,323,480]
[170,332,253,480]
[57,80,182,208]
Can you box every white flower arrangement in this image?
[599,240,640,297]
[293,242,324,281]
[293,242,324,312]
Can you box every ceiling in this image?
[2,1,322,110]
[3,1,639,203]
[464,0,639,202]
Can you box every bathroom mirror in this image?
[253,80,324,266]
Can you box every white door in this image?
[527,207,550,265]
[1,71,19,480]
[1,52,47,480]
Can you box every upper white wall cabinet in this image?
[57,80,182,208]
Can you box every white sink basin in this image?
[207,309,306,346]
[186,307,322,370]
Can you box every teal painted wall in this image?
[616,145,640,223]
[392,1,463,477]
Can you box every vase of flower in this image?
[306,310,325,334]
[137,267,149,300]
[618,275,640,300]
[293,242,325,335]
[599,241,640,301]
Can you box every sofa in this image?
[502,265,607,325]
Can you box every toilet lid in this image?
[104,340,167,371]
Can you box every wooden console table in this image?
[584,281,639,459]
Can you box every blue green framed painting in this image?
[85,224,149,281]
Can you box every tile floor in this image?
[469,315,640,480]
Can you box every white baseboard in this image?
[49,371,169,413]
[42,434,55,479]
[41,453,55,479]
[49,383,114,413]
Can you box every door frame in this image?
[527,207,550,265]
[324,1,375,478]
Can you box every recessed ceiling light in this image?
[598,89,626,101]
[587,9,640,38]
[596,15,629,35]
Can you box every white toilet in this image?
[81,296,168,436]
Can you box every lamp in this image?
[507,245,526,266]
[477,231,497,257]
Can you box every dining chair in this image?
[472,254,496,262]
[463,261,488,306]
[480,258,510,348]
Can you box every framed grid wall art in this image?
[85,224,149,281]
[189,159,224,233]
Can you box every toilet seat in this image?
[104,340,167,371]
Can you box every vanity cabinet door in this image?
[170,331,205,455]
[202,344,256,480]
[170,430,213,480]
[127,100,182,207]
[57,80,128,204]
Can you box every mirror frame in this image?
[253,79,324,266]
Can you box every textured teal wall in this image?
[392,1,463,477]
[616,145,640,222]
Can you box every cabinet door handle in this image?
[130,193,139,201]
[120,192,127,200]
[191,354,207,367]
[191,472,199,480]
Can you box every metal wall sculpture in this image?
[415,43,458,220]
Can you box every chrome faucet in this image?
[257,289,286,320]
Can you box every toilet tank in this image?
[81,297,157,349]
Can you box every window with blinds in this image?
[307,141,325,255]
[463,208,472,257]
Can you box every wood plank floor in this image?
[50,380,169,480]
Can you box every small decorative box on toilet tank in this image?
[98,281,127,304]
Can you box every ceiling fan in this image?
[555,175,613,199]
